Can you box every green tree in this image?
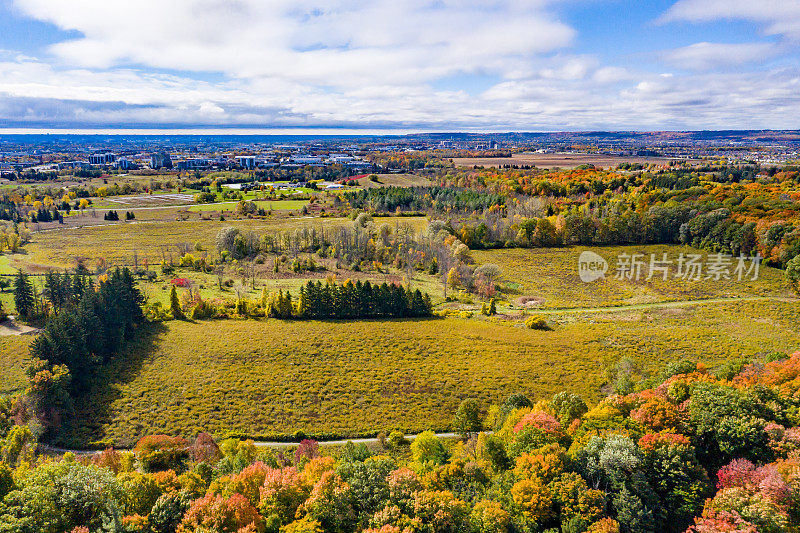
[549,391,588,427]
[787,255,800,293]
[13,270,35,319]
[452,398,483,437]
[0,459,122,533]
[411,431,448,469]
[170,285,184,319]
[148,491,192,533]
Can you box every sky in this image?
[0,0,798,132]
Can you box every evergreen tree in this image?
[13,271,34,319]
[170,285,184,319]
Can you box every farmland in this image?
[451,152,704,169]
[1,162,799,454]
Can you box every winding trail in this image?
[40,432,464,456]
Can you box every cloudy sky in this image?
[0,0,798,131]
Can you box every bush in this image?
[524,316,550,330]
[134,435,190,472]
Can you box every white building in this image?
[235,155,256,169]
[88,153,117,165]
[284,155,323,165]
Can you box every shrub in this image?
[524,316,550,330]
[134,435,190,472]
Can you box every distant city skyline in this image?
[0,0,799,131]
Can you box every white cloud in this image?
[661,0,800,40]
[663,42,777,71]
[10,0,574,88]
[0,0,799,129]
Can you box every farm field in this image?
[452,152,704,169]
[472,245,794,309]
[352,173,434,188]
[2,297,792,447]
[93,193,196,208]
[187,199,309,212]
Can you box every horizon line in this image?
[0,127,796,136]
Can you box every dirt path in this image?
[531,296,798,315]
[0,318,39,336]
[40,432,465,455]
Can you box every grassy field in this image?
[136,264,442,309]
[3,223,799,448]
[353,173,434,188]
[0,297,790,447]
[17,216,429,269]
[0,336,32,395]
[472,245,794,309]
[187,199,309,212]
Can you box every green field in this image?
[0,297,790,447]
[473,245,794,309]
[0,336,32,395]
[188,199,309,212]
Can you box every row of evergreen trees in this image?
[29,268,144,393]
[103,210,136,221]
[30,207,63,223]
[268,280,433,319]
[12,271,92,319]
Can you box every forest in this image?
[328,165,800,269]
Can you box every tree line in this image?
[267,280,432,319]
[337,185,506,214]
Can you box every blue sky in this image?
[0,0,798,131]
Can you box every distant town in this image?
[1,130,798,179]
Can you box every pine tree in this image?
[489,298,497,315]
[13,271,34,319]
[170,285,184,319]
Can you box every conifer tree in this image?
[13,271,34,319]
[170,285,184,319]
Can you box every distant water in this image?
[0,128,415,144]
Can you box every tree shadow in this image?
[63,322,169,448]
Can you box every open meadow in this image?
[0,336,32,395]
[472,245,794,309]
[10,215,429,269]
[2,201,799,449]
[0,297,795,447]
